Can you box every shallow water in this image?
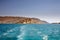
[0,24,60,40]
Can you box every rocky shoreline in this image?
[0,16,48,24]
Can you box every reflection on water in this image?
[0,24,60,40]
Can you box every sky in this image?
[0,0,60,23]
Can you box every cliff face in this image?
[0,16,48,24]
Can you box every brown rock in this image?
[0,16,48,24]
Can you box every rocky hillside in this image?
[0,16,48,24]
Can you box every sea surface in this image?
[0,24,60,40]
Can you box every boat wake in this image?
[0,24,60,40]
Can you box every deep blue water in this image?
[0,24,60,40]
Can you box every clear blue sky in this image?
[0,0,60,23]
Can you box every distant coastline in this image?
[0,16,48,24]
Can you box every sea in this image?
[0,24,60,40]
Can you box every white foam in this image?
[3,33,8,35]
[43,35,48,40]
[17,25,26,40]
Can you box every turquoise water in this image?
[0,24,60,40]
